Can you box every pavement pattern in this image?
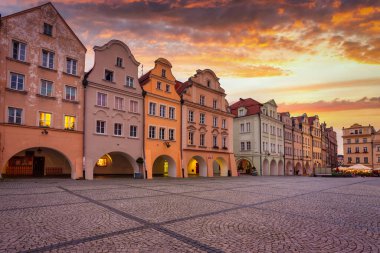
[0,176,379,252]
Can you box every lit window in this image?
[66,58,77,75]
[10,73,24,91]
[115,96,124,110]
[40,80,53,97]
[39,112,52,127]
[12,40,26,61]
[8,107,22,124]
[97,93,107,107]
[159,128,165,140]
[65,86,77,101]
[96,158,107,167]
[130,125,137,138]
[169,107,175,119]
[130,100,138,113]
[64,115,75,130]
[114,123,122,136]
[105,70,114,82]
[116,57,123,67]
[43,23,53,36]
[126,76,134,87]
[96,120,106,134]
[42,50,54,69]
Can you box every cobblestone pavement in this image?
[0,176,379,252]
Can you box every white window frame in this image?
[126,76,134,87]
[96,92,107,107]
[65,85,77,101]
[159,104,166,118]
[42,49,54,69]
[130,125,138,138]
[96,120,106,134]
[159,127,166,140]
[169,107,175,119]
[8,107,22,124]
[114,96,124,111]
[9,72,25,91]
[149,102,156,115]
[114,123,123,136]
[149,125,156,139]
[66,58,77,75]
[40,80,53,97]
[12,40,26,61]
[130,100,138,113]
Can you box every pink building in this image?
[0,3,86,178]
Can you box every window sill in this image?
[62,99,79,104]
[94,133,108,136]
[63,72,80,78]
[115,65,125,69]
[103,79,116,84]
[129,111,140,115]
[113,108,126,112]
[112,135,125,138]
[36,94,56,100]
[128,136,139,140]
[38,65,57,72]
[95,105,109,109]
[5,87,28,94]
[187,144,196,147]
[6,57,31,66]
[212,146,219,149]
[198,146,207,149]
[125,86,136,90]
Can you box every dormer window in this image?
[207,80,211,87]
[166,84,170,92]
[161,69,166,78]
[238,108,245,117]
[43,23,53,36]
[116,57,123,67]
[105,70,114,82]
[157,81,162,90]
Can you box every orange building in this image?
[0,3,86,178]
[176,69,237,177]
[139,58,182,178]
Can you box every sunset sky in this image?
[2,0,380,154]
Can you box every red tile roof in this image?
[175,80,191,95]
[230,98,262,117]
[138,70,151,86]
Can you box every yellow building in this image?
[139,58,182,178]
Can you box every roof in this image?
[230,98,262,117]
[2,2,86,51]
[175,80,190,95]
[138,70,151,86]
[93,40,140,66]
[308,116,318,125]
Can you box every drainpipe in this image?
[259,114,262,175]
[180,97,184,178]
[82,82,86,179]
[142,90,147,179]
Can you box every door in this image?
[33,157,45,177]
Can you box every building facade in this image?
[0,3,86,178]
[292,114,312,175]
[139,58,182,179]
[373,130,380,169]
[342,124,375,168]
[309,116,322,172]
[83,40,143,180]
[280,112,294,175]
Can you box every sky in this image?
[2,0,380,154]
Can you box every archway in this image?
[3,147,72,177]
[305,162,311,175]
[152,155,176,177]
[295,162,302,176]
[213,157,228,176]
[278,160,284,176]
[270,160,277,176]
[187,156,207,177]
[94,152,137,177]
[286,161,293,176]
[263,159,269,176]
[237,158,252,174]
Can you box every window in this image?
[169,107,175,119]
[39,112,52,127]
[161,69,166,77]
[114,123,122,136]
[12,40,26,61]
[130,125,137,138]
[43,23,53,36]
[188,132,194,145]
[364,157,368,164]
[66,58,77,75]
[97,93,107,107]
[356,157,360,163]
[213,117,218,127]
[207,80,211,87]
[246,122,251,132]
[200,133,205,146]
[156,81,162,90]
[213,135,218,147]
[149,102,156,115]
[160,105,166,117]
[65,86,77,101]
[115,97,124,110]
[8,107,22,124]
[240,123,245,133]
[159,127,165,140]
[247,141,251,150]
[378,157,380,163]
[149,126,156,139]
[169,129,175,140]
[222,137,227,148]
[40,80,53,96]
[378,146,380,152]
[241,142,245,151]
[10,73,24,91]
[363,138,367,143]
[238,108,245,117]
[222,119,226,129]
[166,84,170,92]
[64,116,75,130]
[363,147,368,153]
[355,147,359,153]
[355,138,359,143]
[116,57,123,67]
[188,110,194,122]
[213,99,217,109]
[126,76,134,88]
[130,100,138,113]
[200,95,205,105]
[105,70,114,82]
[348,157,352,163]
[96,120,106,134]
[200,113,205,124]
[42,50,54,69]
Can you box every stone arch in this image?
[278,160,284,176]
[295,162,302,175]
[237,158,253,174]
[187,156,207,177]
[152,155,177,177]
[263,159,269,176]
[270,160,277,176]
[286,161,293,176]
[305,162,311,175]
[213,157,228,176]
[93,151,138,177]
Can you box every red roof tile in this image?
[230,98,262,117]
[138,70,151,86]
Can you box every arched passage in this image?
[305,162,311,175]
[295,162,302,175]
[278,160,284,176]
[213,157,228,176]
[153,155,176,177]
[237,158,252,174]
[187,156,207,177]
[2,147,72,177]
[286,161,293,176]
[263,159,269,176]
[94,152,137,177]
[270,160,277,176]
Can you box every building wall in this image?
[0,3,86,178]
[373,131,380,169]
[310,117,322,171]
[83,40,143,179]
